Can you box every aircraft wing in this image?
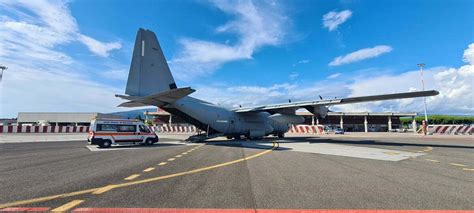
[233,90,439,113]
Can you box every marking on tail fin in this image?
[141,40,145,56]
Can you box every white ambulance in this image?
[88,118,159,148]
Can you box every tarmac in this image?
[0,133,472,211]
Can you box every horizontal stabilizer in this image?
[117,87,195,107]
[117,101,149,107]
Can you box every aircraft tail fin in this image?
[125,28,177,97]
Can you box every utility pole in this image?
[0,65,7,82]
[0,65,7,118]
[417,63,428,123]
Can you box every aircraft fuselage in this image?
[166,96,292,138]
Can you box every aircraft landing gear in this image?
[277,133,285,138]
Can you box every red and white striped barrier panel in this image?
[0,125,90,134]
[287,125,325,134]
[152,124,326,135]
[427,125,473,135]
[152,125,198,134]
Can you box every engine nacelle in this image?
[310,105,329,118]
[268,113,305,124]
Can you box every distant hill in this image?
[108,108,156,119]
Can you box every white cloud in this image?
[289,72,299,80]
[329,45,392,66]
[1,65,122,117]
[463,43,474,64]
[0,0,125,117]
[322,10,352,31]
[171,0,288,81]
[297,59,310,64]
[99,69,129,81]
[292,59,310,67]
[0,0,121,58]
[77,35,122,57]
[191,44,473,115]
[334,43,474,114]
[327,73,341,79]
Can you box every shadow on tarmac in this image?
[203,138,292,150]
[93,143,183,150]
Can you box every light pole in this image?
[0,65,7,82]
[417,63,428,123]
[0,65,6,118]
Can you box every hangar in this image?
[16,112,121,126]
[144,108,418,132]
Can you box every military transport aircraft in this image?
[116,28,439,140]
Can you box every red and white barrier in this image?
[427,125,473,135]
[0,125,89,134]
[153,124,325,135]
[288,125,325,134]
[152,125,198,134]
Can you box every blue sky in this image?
[1,0,473,117]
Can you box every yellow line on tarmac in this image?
[158,162,167,166]
[92,185,118,195]
[51,199,84,212]
[462,168,474,171]
[450,163,467,167]
[176,155,182,158]
[124,174,140,180]
[425,159,440,163]
[0,142,277,209]
[143,167,155,172]
[182,152,188,155]
[167,158,176,161]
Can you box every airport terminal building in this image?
[10,110,417,133]
[16,112,121,126]
[145,108,417,132]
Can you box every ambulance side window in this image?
[139,125,150,133]
[97,124,117,132]
[117,125,136,132]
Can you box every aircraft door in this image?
[227,115,236,133]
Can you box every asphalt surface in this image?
[0,135,473,211]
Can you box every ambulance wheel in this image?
[145,138,154,146]
[99,140,112,148]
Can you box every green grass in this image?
[400,115,474,125]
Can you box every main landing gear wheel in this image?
[277,133,285,138]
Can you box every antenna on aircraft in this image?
[319,95,323,100]
[288,99,292,103]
